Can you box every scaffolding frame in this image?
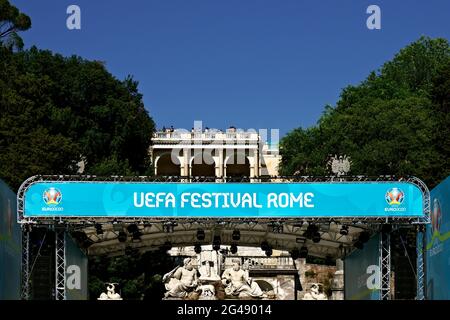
[17,174,430,300]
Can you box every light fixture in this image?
[194,244,202,254]
[291,248,300,260]
[196,229,205,241]
[265,247,273,257]
[299,246,308,258]
[340,225,349,236]
[95,223,103,235]
[118,231,127,243]
[232,230,240,241]
[230,243,238,254]
[260,241,269,251]
[312,232,321,243]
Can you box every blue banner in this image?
[344,234,381,300]
[0,180,21,300]
[425,176,450,300]
[23,181,424,218]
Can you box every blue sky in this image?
[11,0,450,137]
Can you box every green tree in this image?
[280,37,450,188]
[0,46,155,191]
[0,0,31,50]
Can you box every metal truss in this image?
[416,225,426,300]
[380,231,391,300]
[21,226,31,300]
[55,227,66,300]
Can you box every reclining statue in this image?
[221,259,264,299]
[163,257,199,298]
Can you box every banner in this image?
[65,233,88,300]
[344,234,381,300]
[425,176,450,300]
[0,180,21,300]
[23,181,424,218]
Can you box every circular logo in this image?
[431,198,441,234]
[43,187,62,206]
[385,188,404,205]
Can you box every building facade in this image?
[151,128,280,178]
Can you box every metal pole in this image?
[416,225,426,300]
[55,227,66,300]
[380,230,391,300]
[21,225,31,300]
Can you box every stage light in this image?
[265,247,273,257]
[230,243,238,254]
[305,224,319,239]
[354,240,364,250]
[196,229,205,241]
[312,232,321,243]
[291,248,300,260]
[213,236,221,251]
[127,224,138,234]
[95,223,103,235]
[340,225,349,236]
[132,230,142,242]
[194,244,202,254]
[260,241,269,251]
[118,231,127,242]
[232,230,240,241]
[299,246,308,258]
[359,231,370,243]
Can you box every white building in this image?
[150,128,280,178]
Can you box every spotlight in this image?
[354,240,364,250]
[127,224,138,234]
[194,244,202,254]
[132,230,142,242]
[299,246,308,258]
[305,224,319,239]
[230,243,238,254]
[359,231,370,243]
[291,248,300,260]
[212,236,221,251]
[196,229,205,241]
[95,223,103,235]
[260,241,269,251]
[340,225,349,236]
[312,232,321,243]
[265,247,273,257]
[118,231,127,243]
[232,230,240,241]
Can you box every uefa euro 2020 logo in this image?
[385,188,404,206]
[43,187,62,206]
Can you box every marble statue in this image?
[98,283,123,300]
[302,283,328,300]
[163,257,199,298]
[221,258,264,298]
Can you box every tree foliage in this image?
[280,37,450,188]
[0,46,155,191]
[0,0,31,50]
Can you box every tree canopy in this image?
[0,46,155,191]
[280,37,450,188]
[0,0,31,50]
